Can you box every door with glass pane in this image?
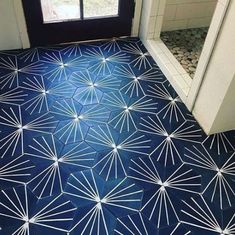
[22,0,135,46]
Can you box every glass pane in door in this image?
[84,0,119,18]
[41,0,81,23]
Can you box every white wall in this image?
[162,0,218,31]
[139,0,166,40]
[132,0,143,36]
[0,0,22,50]
[193,0,235,134]
[211,76,235,132]
[139,0,152,39]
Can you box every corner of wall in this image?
[13,0,30,49]
[139,0,152,40]
[192,0,235,135]
[132,0,143,37]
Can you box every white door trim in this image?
[139,0,230,112]
[132,0,142,37]
[13,0,30,49]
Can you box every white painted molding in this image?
[132,0,142,36]
[139,0,230,114]
[186,0,230,110]
[13,0,30,48]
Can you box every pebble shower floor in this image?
[0,37,234,235]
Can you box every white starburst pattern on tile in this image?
[0,155,34,186]
[121,43,152,70]
[184,145,235,209]
[102,92,157,132]
[140,115,202,166]
[147,83,188,123]
[20,75,50,114]
[129,157,200,228]
[84,47,130,75]
[0,185,76,235]
[0,88,27,106]
[113,65,165,97]
[65,170,143,234]
[203,132,235,155]
[18,48,39,63]
[61,43,82,57]
[101,38,121,52]
[0,38,234,235]
[26,134,66,198]
[181,195,234,235]
[86,125,151,180]
[114,213,158,235]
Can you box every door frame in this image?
[139,0,230,112]
[13,0,142,48]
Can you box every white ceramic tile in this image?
[163,48,177,60]
[162,19,188,31]
[148,32,154,39]
[202,2,226,57]
[155,40,190,75]
[167,0,217,5]
[149,16,157,33]
[194,51,208,79]
[139,1,151,40]
[158,0,166,15]
[166,0,178,4]
[151,0,159,16]
[175,3,204,19]
[181,73,193,86]
[173,75,189,89]
[145,40,188,104]
[173,61,188,75]
[164,4,177,20]
[158,52,171,64]
[148,40,163,54]
[154,27,161,39]
[205,1,218,15]
[153,15,163,39]
[218,0,229,6]
[164,49,179,62]
[155,40,168,52]
[187,17,212,28]
[182,86,190,96]
[162,0,218,30]
[165,62,180,76]
[132,0,143,36]
[139,21,148,39]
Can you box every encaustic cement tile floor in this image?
[0,37,234,235]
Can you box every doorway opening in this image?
[161,27,209,78]
[159,0,217,79]
[139,0,230,110]
[22,0,135,46]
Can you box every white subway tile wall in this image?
[162,0,218,31]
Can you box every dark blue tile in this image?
[202,130,235,155]
[0,37,234,235]
[181,195,223,235]
[184,144,235,210]
[114,213,158,235]
[65,169,143,234]
[129,156,201,229]
[0,154,34,190]
[158,223,193,235]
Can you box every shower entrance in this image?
[139,0,230,111]
[160,27,209,79]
